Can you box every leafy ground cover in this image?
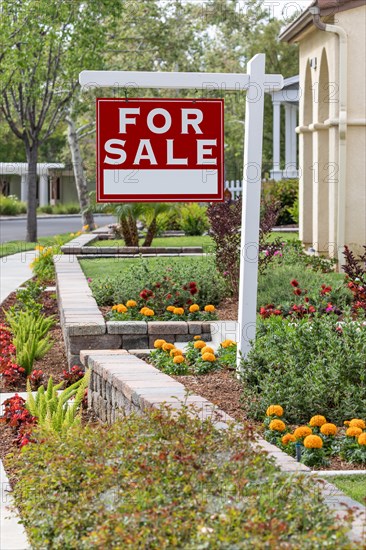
[7,407,353,549]
[326,475,366,505]
[83,256,228,311]
[81,253,346,315]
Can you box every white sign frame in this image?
[79,54,284,369]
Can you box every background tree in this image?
[0,0,119,241]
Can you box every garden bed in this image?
[0,288,68,392]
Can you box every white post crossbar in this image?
[79,69,283,92]
[79,54,283,370]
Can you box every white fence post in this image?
[237,54,266,370]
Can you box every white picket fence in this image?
[225,180,242,200]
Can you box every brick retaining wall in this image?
[55,255,212,367]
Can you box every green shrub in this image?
[257,264,351,311]
[38,204,53,214]
[287,196,299,224]
[9,407,351,548]
[90,257,227,307]
[26,372,89,434]
[179,203,209,236]
[0,194,27,215]
[53,202,80,214]
[262,179,298,225]
[240,314,366,424]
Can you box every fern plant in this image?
[26,371,90,434]
[5,310,54,374]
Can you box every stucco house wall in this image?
[281,1,366,258]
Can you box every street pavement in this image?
[0,214,116,243]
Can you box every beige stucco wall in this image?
[297,5,366,257]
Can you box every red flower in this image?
[189,282,197,289]
[190,288,198,295]
[293,288,302,296]
[290,279,299,287]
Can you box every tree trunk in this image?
[119,216,133,246]
[142,216,157,247]
[25,143,38,242]
[66,112,95,230]
[128,213,139,246]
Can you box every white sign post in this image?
[79,54,283,369]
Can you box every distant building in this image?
[0,163,92,206]
[280,0,366,257]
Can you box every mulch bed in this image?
[173,369,366,471]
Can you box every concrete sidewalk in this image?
[0,251,35,304]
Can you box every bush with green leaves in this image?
[262,178,298,225]
[5,310,54,375]
[9,406,351,549]
[179,203,209,236]
[257,264,350,311]
[26,372,89,434]
[90,257,227,307]
[0,194,27,215]
[240,314,366,424]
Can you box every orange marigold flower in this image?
[266,405,284,417]
[117,304,127,313]
[221,339,236,348]
[293,426,312,440]
[269,419,286,432]
[166,306,175,312]
[304,435,323,449]
[193,335,201,340]
[309,415,327,427]
[189,304,200,313]
[281,433,296,445]
[154,339,166,349]
[194,340,206,349]
[112,305,118,311]
[204,304,215,313]
[173,307,185,315]
[173,355,185,364]
[320,423,337,436]
[170,348,183,357]
[162,343,175,352]
[349,419,366,430]
[202,352,216,362]
[346,427,363,437]
[357,433,366,446]
[140,307,148,315]
[142,308,154,317]
[126,300,137,307]
[344,420,351,426]
[201,346,214,355]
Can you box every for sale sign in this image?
[96,98,224,202]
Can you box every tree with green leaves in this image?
[0,0,120,241]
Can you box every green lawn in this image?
[91,232,299,252]
[326,475,366,505]
[80,255,209,279]
[0,234,73,257]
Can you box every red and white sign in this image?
[96,98,224,202]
